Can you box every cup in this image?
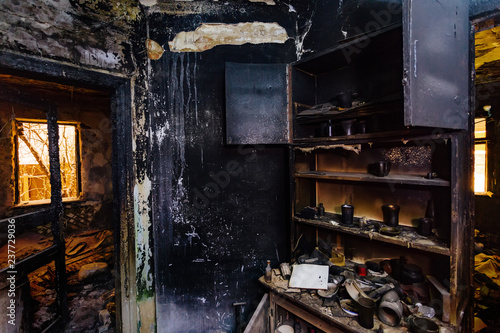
[382,204,400,227]
[341,204,354,225]
[341,119,356,136]
[357,297,375,329]
[417,217,432,236]
[357,264,367,276]
[369,161,392,177]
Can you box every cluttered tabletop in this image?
[259,253,456,333]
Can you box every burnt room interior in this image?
[0,75,116,332]
[0,1,499,333]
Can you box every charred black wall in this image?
[136,1,404,332]
[140,5,306,332]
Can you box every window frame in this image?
[13,118,82,205]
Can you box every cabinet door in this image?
[403,0,469,130]
[225,62,289,144]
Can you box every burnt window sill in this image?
[475,191,494,198]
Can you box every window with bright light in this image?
[474,118,488,194]
[15,120,80,203]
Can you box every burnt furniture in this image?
[226,1,471,331]
[259,276,454,333]
[287,9,471,329]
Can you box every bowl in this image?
[380,226,401,236]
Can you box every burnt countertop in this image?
[259,274,455,333]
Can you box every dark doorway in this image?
[0,52,133,333]
[472,12,500,333]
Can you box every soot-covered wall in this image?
[0,0,406,331]
[138,4,307,332]
[135,1,402,332]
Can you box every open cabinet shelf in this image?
[293,215,451,256]
[286,7,471,326]
[294,171,450,187]
[295,93,403,125]
[226,1,471,330]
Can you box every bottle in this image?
[318,203,325,216]
[265,260,272,283]
[326,120,334,137]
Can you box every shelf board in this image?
[293,128,457,145]
[295,94,403,124]
[293,216,451,256]
[294,171,450,187]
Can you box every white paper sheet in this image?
[288,264,329,290]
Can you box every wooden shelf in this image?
[293,216,451,256]
[295,171,450,187]
[293,128,455,145]
[295,94,403,124]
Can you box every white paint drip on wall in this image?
[294,17,314,60]
[168,22,289,52]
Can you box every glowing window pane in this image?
[17,121,79,202]
[474,143,487,193]
[475,118,486,139]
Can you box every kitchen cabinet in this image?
[291,130,471,328]
[226,0,472,331]
[286,2,471,328]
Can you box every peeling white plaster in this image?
[168,22,289,52]
[134,176,154,290]
[146,38,164,60]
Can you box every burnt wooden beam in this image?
[0,51,127,90]
[46,106,68,320]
